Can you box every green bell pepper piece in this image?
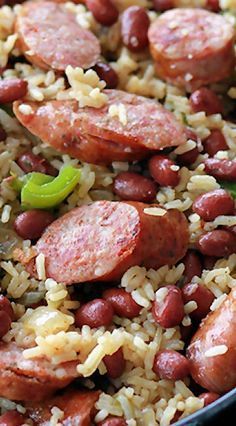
[11,172,53,192]
[21,165,80,209]
[220,181,236,199]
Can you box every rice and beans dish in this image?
[0,0,235,424]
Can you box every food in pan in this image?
[0,0,235,425]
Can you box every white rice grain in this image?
[205,345,228,357]
[143,207,167,216]
[1,204,11,223]
[35,253,46,281]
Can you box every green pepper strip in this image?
[11,172,54,192]
[220,182,236,199]
[21,165,81,210]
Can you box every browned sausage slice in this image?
[13,99,149,165]
[0,342,78,401]
[13,90,186,164]
[22,201,188,284]
[27,389,100,425]
[187,288,236,394]
[72,89,186,150]
[148,8,235,90]
[15,1,101,71]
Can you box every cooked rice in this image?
[204,345,228,357]
[0,0,235,424]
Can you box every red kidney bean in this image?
[149,155,180,187]
[0,79,27,103]
[182,282,215,320]
[177,147,199,166]
[192,189,234,222]
[189,88,223,116]
[197,230,236,257]
[185,128,198,141]
[170,411,181,425]
[17,152,57,176]
[103,288,141,319]
[0,310,12,338]
[204,158,236,182]
[152,285,184,328]
[177,128,199,166]
[153,350,190,380]
[103,347,125,379]
[153,0,174,11]
[14,210,55,240]
[98,417,127,426]
[199,392,220,407]
[121,6,150,52]
[0,295,14,320]
[0,410,25,426]
[182,250,202,283]
[93,63,118,89]
[75,299,114,328]
[113,172,157,203]
[228,225,236,236]
[203,256,217,270]
[180,324,194,343]
[206,0,220,12]
[86,0,119,26]
[202,129,228,157]
[0,125,6,141]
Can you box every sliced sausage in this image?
[13,89,186,164]
[187,288,236,393]
[27,389,99,425]
[0,342,78,401]
[13,99,148,164]
[148,8,235,90]
[21,201,188,284]
[15,1,101,71]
